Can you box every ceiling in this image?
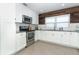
[26,3,79,14]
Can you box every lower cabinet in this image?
[16,32,26,52]
[35,31,79,48]
[69,33,79,47]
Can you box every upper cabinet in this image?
[15,3,38,24]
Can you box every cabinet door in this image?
[49,32,64,44]
[20,33,26,47]
[16,34,21,51]
[38,31,49,41]
[15,4,22,23]
[61,32,71,46]
[35,31,53,42]
[69,33,79,47]
[0,17,16,55]
[43,31,53,42]
[16,33,26,51]
[35,31,43,40]
[35,31,40,41]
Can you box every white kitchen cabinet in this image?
[0,17,16,55]
[0,4,16,55]
[15,3,38,24]
[0,3,38,55]
[35,31,54,42]
[15,4,22,23]
[35,31,79,48]
[35,31,38,40]
[16,32,26,52]
[35,31,48,41]
[69,32,79,47]
[35,31,42,41]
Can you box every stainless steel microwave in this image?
[22,15,32,24]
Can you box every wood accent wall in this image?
[39,6,79,24]
[70,12,79,23]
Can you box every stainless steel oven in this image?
[26,31,35,46]
[19,26,29,32]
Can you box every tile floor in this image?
[15,40,79,55]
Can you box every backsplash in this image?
[38,25,54,30]
[38,23,79,31]
[69,23,79,31]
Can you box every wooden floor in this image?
[15,40,79,55]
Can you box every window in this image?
[45,17,55,23]
[56,23,69,28]
[56,14,70,28]
[45,14,70,30]
[56,15,70,22]
[45,17,56,29]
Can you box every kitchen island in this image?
[35,30,79,49]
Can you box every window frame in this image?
[45,14,70,30]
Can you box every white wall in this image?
[0,3,16,55]
[16,3,38,24]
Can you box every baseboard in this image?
[11,46,26,55]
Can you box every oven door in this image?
[28,32,34,39]
[19,26,29,32]
[26,31,35,46]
